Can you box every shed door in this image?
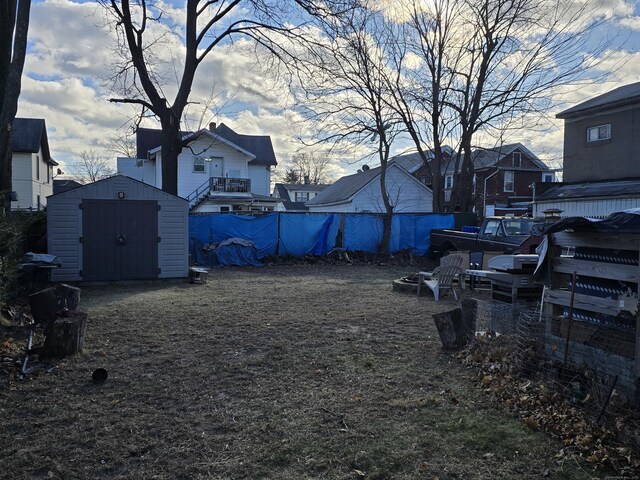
[82,200,158,281]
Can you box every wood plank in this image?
[544,289,635,316]
[550,232,640,251]
[550,317,635,358]
[552,257,639,282]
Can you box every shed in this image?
[47,175,189,281]
[536,209,640,397]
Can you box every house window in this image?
[295,192,309,202]
[193,157,205,173]
[586,124,611,142]
[37,195,41,210]
[472,174,477,194]
[219,205,230,212]
[36,155,40,180]
[444,174,453,189]
[47,165,51,183]
[512,152,522,167]
[233,205,243,211]
[542,173,554,182]
[503,171,514,192]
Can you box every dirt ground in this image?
[1,264,601,479]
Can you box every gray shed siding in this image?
[47,175,188,281]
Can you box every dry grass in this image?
[1,265,595,479]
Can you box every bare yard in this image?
[1,265,595,479]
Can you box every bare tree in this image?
[102,0,346,196]
[0,0,31,217]
[107,131,137,158]
[294,4,402,251]
[291,151,330,184]
[393,0,608,213]
[68,151,115,184]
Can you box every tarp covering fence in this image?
[189,212,456,263]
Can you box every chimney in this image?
[209,122,217,132]
[303,175,310,185]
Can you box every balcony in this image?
[209,176,251,193]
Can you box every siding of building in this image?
[47,175,188,281]
[308,165,433,213]
[11,150,53,209]
[562,105,640,183]
[533,197,640,219]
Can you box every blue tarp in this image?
[189,214,278,258]
[343,215,383,253]
[189,212,456,259]
[190,238,262,267]
[279,214,339,256]
[389,214,455,255]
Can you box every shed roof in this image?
[556,82,640,119]
[535,178,640,202]
[48,174,188,202]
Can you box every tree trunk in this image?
[0,0,31,218]
[160,116,182,196]
[42,313,88,358]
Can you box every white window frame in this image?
[193,157,206,173]
[219,205,231,212]
[542,173,554,183]
[295,191,309,202]
[586,124,611,142]
[512,152,522,167]
[503,170,514,192]
[444,174,453,190]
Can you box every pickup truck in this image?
[429,216,540,254]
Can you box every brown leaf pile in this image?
[458,334,640,477]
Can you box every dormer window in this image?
[587,124,610,142]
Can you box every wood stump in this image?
[29,284,81,324]
[42,313,87,358]
[433,299,477,350]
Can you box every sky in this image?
[15,0,640,182]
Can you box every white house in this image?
[117,123,278,213]
[11,118,58,210]
[306,163,433,213]
[272,182,329,211]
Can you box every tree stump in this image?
[56,284,81,311]
[42,313,87,358]
[29,287,59,324]
[433,301,477,350]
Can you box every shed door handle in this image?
[116,234,127,245]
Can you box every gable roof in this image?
[11,118,56,165]
[136,123,277,166]
[473,143,548,171]
[557,82,640,119]
[306,166,382,206]
[391,146,456,173]
[180,129,256,160]
[307,163,429,206]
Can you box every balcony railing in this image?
[209,176,251,193]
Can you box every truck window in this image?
[503,219,535,235]
[483,220,503,236]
